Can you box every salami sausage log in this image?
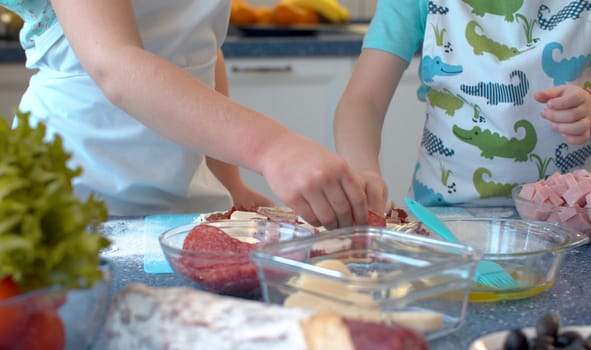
[103,284,429,350]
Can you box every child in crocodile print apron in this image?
[334,0,591,210]
[0,0,371,229]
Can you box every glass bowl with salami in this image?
[513,170,591,237]
[0,259,113,350]
[159,220,314,299]
[250,226,480,340]
[439,218,588,302]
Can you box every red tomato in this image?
[29,291,67,314]
[0,277,29,348]
[18,311,66,350]
[0,277,21,298]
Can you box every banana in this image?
[282,0,350,24]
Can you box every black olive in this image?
[530,335,556,349]
[536,313,561,339]
[562,341,586,349]
[529,336,555,350]
[557,330,584,347]
[500,314,591,350]
[504,329,529,350]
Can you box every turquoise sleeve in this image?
[362,0,427,63]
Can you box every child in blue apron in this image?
[1,0,369,229]
[334,0,591,211]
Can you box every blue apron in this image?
[17,0,233,215]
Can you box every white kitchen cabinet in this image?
[226,55,424,207]
[0,64,32,124]
[225,56,355,204]
[358,0,376,18]
[379,56,425,206]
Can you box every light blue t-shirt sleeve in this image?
[0,1,57,50]
[362,0,428,63]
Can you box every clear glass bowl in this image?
[159,220,314,299]
[0,259,113,350]
[250,226,480,340]
[513,184,591,237]
[440,218,588,302]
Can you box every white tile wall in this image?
[244,0,376,19]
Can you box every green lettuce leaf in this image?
[0,111,110,292]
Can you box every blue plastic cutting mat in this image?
[143,214,200,274]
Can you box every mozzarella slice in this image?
[230,211,267,221]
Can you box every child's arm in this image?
[334,49,408,212]
[535,85,591,145]
[206,157,275,208]
[206,49,274,208]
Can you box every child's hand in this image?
[535,85,591,145]
[229,184,275,209]
[358,170,388,214]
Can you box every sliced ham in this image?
[517,170,591,234]
[563,181,591,207]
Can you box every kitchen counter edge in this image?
[0,33,363,64]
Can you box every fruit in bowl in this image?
[0,111,112,349]
[513,170,591,236]
[159,220,314,298]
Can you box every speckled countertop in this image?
[96,210,591,350]
[0,25,366,63]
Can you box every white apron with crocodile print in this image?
[17,0,233,215]
[412,0,591,206]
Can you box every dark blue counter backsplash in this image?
[0,25,365,63]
